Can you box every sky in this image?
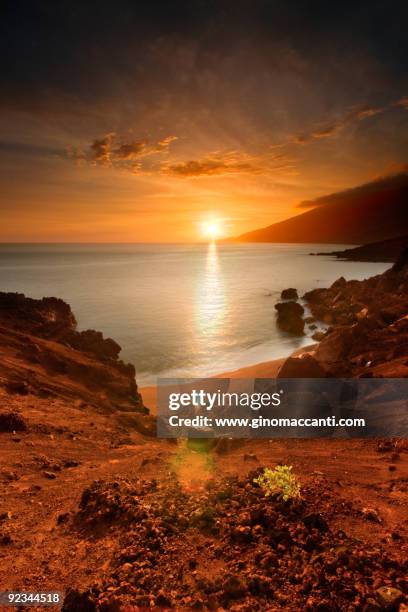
[1,0,407,242]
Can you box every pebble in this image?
[43,471,56,479]
[375,586,403,609]
[361,507,381,523]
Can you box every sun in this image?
[201,220,221,241]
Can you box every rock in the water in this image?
[281,287,298,300]
[277,353,328,378]
[275,301,305,335]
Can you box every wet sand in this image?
[140,346,315,412]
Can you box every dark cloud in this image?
[90,133,115,164]
[71,133,177,169]
[114,141,147,160]
[113,136,178,160]
[1,1,407,126]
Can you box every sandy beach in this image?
[140,346,315,412]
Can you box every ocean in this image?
[0,243,389,385]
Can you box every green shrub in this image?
[254,465,301,501]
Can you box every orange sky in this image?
[1,124,406,243]
[1,3,407,242]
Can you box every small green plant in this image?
[254,465,301,501]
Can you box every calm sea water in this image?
[0,243,389,385]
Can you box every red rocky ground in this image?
[0,263,407,610]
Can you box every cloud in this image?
[155,136,178,151]
[162,152,261,177]
[113,141,147,160]
[70,133,178,169]
[396,96,408,110]
[349,105,384,120]
[291,103,387,145]
[293,124,339,144]
[90,133,115,164]
[161,151,294,178]
[69,133,295,179]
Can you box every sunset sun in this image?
[201,220,221,241]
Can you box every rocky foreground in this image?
[62,468,407,611]
[0,265,407,610]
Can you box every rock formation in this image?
[274,301,305,335]
[0,291,147,415]
[280,287,298,300]
[315,234,408,263]
[278,250,408,377]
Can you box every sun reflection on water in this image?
[195,242,226,340]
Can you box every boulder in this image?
[0,292,76,338]
[391,246,408,272]
[62,588,97,612]
[4,380,29,395]
[275,301,305,335]
[331,276,347,290]
[311,331,326,341]
[375,586,403,610]
[314,326,356,367]
[0,412,27,432]
[64,329,121,361]
[116,412,156,436]
[281,288,298,300]
[277,353,328,378]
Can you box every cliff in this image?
[0,292,146,414]
[233,173,408,244]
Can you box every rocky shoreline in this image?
[275,248,408,379]
[313,235,408,263]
